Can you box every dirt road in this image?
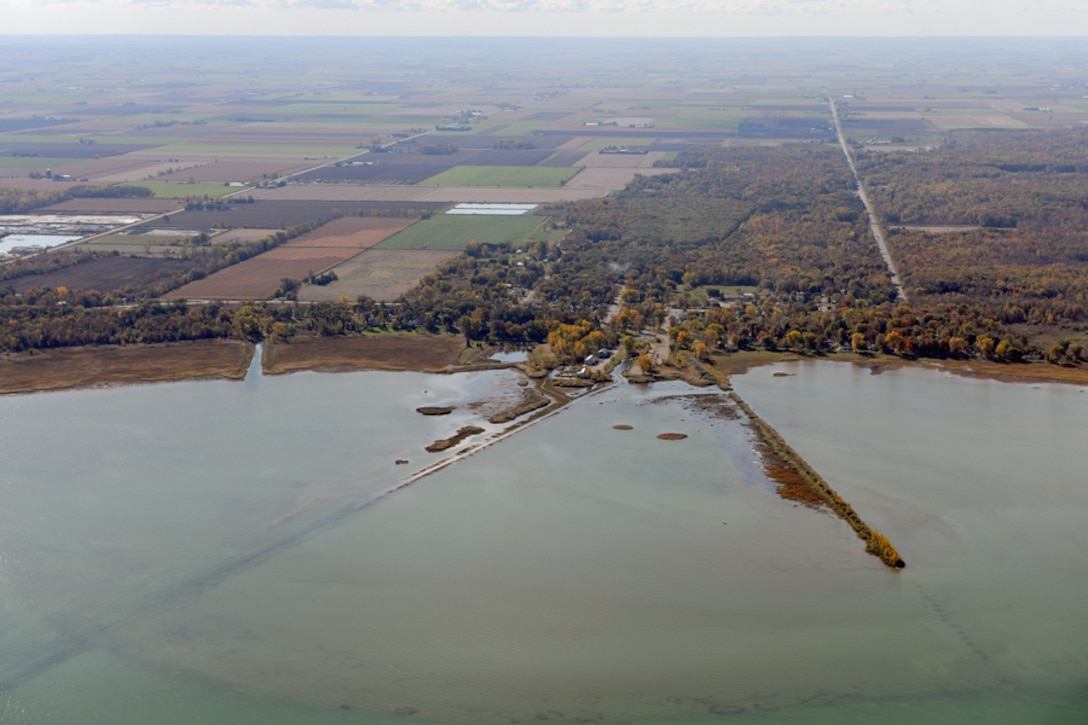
[827,91,906,302]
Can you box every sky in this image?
[4,0,1086,37]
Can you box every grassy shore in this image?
[0,334,504,396]
[708,349,1088,387]
[262,334,505,375]
[0,339,254,395]
[5,337,1086,397]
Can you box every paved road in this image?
[827,91,906,302]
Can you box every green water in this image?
[1,363,1086,723]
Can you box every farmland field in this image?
[80,232,203,257]
[7,257,183,294]
[165,255,345,299]
[4,36,1088,315]
[418,165,579,188]
[562,167,675,190]
[376,214,549,250]
[575,150,671,168]
[211,228,282,243]
[246,184,608,203]
[45,157,175,183]
[538,151,589,167]
[0,157,78,169]
[295,160,465,184]
[247,185,441,202]
[163,217,415,299]
[149,200,442,231]
[155,160,314,184]
[122,181,238,199]
[0,141,155,158]
[457,149,555,166]
[278,216,416,249]
[42,198,183,214]
[298,249,461,302]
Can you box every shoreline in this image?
[3,336,1087,397]
[0,339,254,396]
[709,349,1088,388]
[0,334,509,396]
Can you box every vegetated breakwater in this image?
[659,353,903,568]
[728,391,905,569]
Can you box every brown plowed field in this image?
[0,179,68,191]
[297,248,458,302]
[164,217,413,299]
[166,257,344,300]
[96,162,203,184]
[261,247,349,262]
[50,157,161,181]
[280,216,416,249]
[0,167,35,179]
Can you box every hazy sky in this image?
[5,0,1086,36]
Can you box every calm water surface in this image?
[0,362,1085,723]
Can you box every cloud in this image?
[294,0,356,7]
[110,0,880,12]
[15,0,1086,32]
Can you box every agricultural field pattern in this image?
[2,36,1087,333]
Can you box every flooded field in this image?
[0,233,81,254]
[0,213,142,235]
[0,213,145,255]
[0,364,1086,723]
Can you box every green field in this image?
[658,108,745,130]
[376,214,548,250]
[418,165,578,188]
[122,181,237,198]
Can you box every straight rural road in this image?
[827,91,906,302]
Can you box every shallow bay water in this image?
[1,362,1086,723]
